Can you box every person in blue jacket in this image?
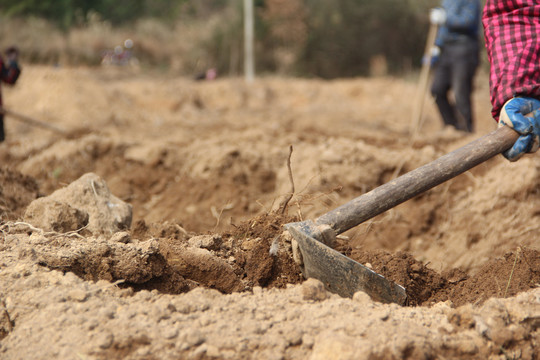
[429,0,481,133]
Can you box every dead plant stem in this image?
[280,145,295,214]
[504,247,521,298]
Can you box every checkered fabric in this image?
[483,0,540,120]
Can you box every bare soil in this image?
[0,66,538,359]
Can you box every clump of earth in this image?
[0,66,538,359]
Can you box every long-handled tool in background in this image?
[285,126,520,305]
[0,107,66,135]
[410,22,439,138]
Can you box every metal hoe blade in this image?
[286,220,407,305]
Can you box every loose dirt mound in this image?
[0,66,538,359]
[350,247,540,307]
[128,212,303,295]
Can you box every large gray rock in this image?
[24,173,132,235]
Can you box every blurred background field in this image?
[0,0,488,78]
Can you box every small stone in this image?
[447,305,475,328]
[188,235,222,250]
[86,319,99,331]
[163,327,179,340]
[68,289,88,302]
[474,316,488,337]
[97,333,114,349]
[352,291,372,304]
[119,288,134,297]
[302,278,328,302]
[175,302,194,315]
[133,347,151,357]
[98,306,116,320]
[302,334,315,349]
[191,344,208,358]
[253,286,263,295]
[110,231,131,244]
[179,329,205,350]
[379,308,391,321]
[410,263,422,272]
[285,329,303,346]
[240,238,259,251]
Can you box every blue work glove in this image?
[499,97,540,161]
[422,46,440,67]
[429,8,447,26]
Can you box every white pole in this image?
[244,0,254,83]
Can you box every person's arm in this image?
[483,0,540,161]
[483,0,540,119]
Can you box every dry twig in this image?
[280,145,295,214]
[504,246,522,298]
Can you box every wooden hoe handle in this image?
[0,107,66,134]
[315,126,520,235]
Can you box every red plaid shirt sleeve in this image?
[482,0,540,120]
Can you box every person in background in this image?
[194,68,218,81]
[429,0,481,133]
[483,0,540,161]
[0,46,21,143]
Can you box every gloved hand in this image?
[499,97,540,161]
[430,7,447,25]
[422,46,441,67]
[5,47,19,68]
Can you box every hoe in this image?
[286,126,520,305]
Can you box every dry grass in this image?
[0,12,232,74]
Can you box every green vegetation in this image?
[300,0,435,78]
[0,0,440,78]
[0,0,186,28]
